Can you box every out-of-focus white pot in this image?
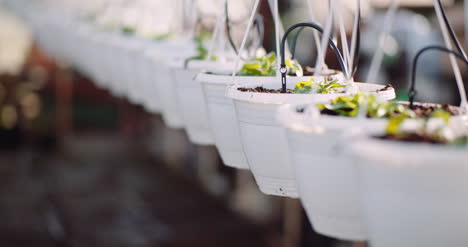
[351,136,468,247]
[171,60,234,145]
[145,40,196,128]
[140,53,162,114]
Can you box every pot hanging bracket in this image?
[280,65,288,93]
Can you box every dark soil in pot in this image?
[238,87,294,93]
[376,133,466,145]
[376,84,394,92]
[318,102,459,118]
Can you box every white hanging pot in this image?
[276,102,395,241]
[108,32,149,104]
[346,44,468,247]
[277,96,465,239]
[82,25,109,87]
[198,73,275,169]
[129,38,155,107]
[119,35,148,105]
[94,31,118,90]
[90,31,123,97]
[171,59,235,145]
[145,39,197,128]
[109,33,134,98]
[351,135,468,247]
[100,32,134,99]
[140,53,162,114]
[226,19,397,197]
[226,79,394,198]
[126,37,162,111]
[124,36,165,114]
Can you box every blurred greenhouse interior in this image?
[0,0,467,246]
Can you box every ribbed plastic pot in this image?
[276,103,394,241]
[351,135,468,247]
[226,81,395,198]
[118,36,147,105]
[106,33,131,98]
[145,40,196,128]
[171,60,235,145]
[279,100,464,241]
[103,33,135,99]
[140,51,162,114]
[80,26,110,87]
[199,74,273,169]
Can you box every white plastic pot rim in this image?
[278,101,464,134]
[169,58,238,75]
[195,69,342,85]
[277,104,388,134]
[196,73,277,85]
[226,79,347,105]
[145,43,197,64]
[226,82,395,105]
[147,50,197,65]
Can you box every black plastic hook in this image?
[409,45,468,108]
[280,22,348,93]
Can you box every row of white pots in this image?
[7,0,390,203]
[7,0,204,124]
[172,60,236,145]
[14,2,460,246]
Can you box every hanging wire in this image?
[436,0,467,60]
[434,0,468,110]
[314,0,335,76]
[349,0,361,77]
[366,0,399,83]
[231,0,261,80]
[225,0,264,59]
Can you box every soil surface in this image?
[318,102,459,117]
[376,84,394,92]
[238,87,294,93]
[377,133,448,144]
[407,103,460,117]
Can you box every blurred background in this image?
[0,0,466,246]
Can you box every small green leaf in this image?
[386,116,407,135]
[121,26,136,35]
[431,109,451,123]
[244,63,262,70]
